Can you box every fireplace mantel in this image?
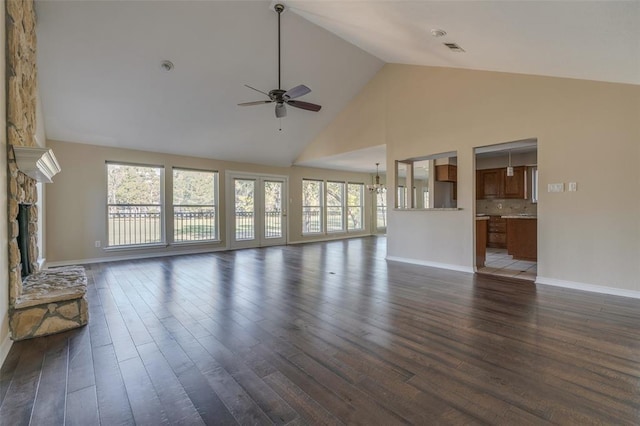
[13,146,61,183]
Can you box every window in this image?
[302,179,323,234]
[107,163,163,246]
[173,168,218,242]
[326,181,345,232]
[234,178,256,240]
[531,166,539,203]
[376,192,387,230]
[397,186,407,209]
[347,183,364,231]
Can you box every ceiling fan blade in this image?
[286,99,322,112]
[284,84,311,100]
[275,103,286,118]
[244,84,269,96]
[238,100,272,106]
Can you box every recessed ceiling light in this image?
[160,60,174,72]
[430,29,447,38]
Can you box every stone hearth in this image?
[11,267,88,340]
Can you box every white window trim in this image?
[106,162,165,248]
[302,179,324,235]
[172,167,220,243]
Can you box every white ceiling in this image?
[290,0,640,85]
[295,144,387,172]
[35,1,639,172]
[35,1,383,167]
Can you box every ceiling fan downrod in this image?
[276,3,284,90]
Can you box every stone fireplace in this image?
[6,0,88,340]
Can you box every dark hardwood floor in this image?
[1,236,639,425]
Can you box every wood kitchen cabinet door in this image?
[504,166,526,199]
[477,169,502,199]
[436,165,457,182]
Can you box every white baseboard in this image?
[289,232,373,245]
[47,234,379,268]
[386,256,475,274]
[45,246,229,268]
[0,333,13,367]
[536,276,640,299]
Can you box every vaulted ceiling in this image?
[35,1,639,172]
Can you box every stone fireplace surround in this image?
[8,148,88,340]
[6,0,88,340]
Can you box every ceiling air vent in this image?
[443,42,465,53]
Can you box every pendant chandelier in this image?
[367,162,386,193]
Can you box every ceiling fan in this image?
[238,3,322,118]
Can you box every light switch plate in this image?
[547,183,565,193]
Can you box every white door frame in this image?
[225,171,288,249]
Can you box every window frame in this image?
[172,167,220,243]
[326,181,346,233]
[106,161,165,248]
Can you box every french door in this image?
[227,172,287,249]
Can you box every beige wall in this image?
[295,67,389,163]
[298,63,640,293]
[0,0,11,361]
[45,140,374,264]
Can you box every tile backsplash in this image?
[477,199,537,216]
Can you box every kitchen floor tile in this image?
[480,248,537,281]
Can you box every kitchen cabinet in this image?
[506,218,537,261]
[487,216,506,249]
[436,164,457,182]
[476,169,502,199]
[476,166,526,199]
[476,218,488,267]
[504,166,526,198]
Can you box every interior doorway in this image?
[226,172,288,249]
[474,139,538,281]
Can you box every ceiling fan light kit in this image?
[238,3,322,119]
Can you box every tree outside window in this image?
[326,181,345,232]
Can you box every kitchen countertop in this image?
[501,215,537,219]
[475,216,490,221]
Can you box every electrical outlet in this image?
[95,240,101,248]
[568,182,577,192]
